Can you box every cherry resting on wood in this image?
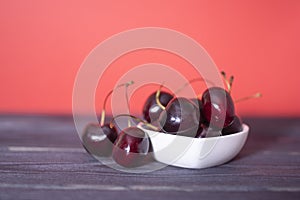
[82,123,117,157]
[82,81,134,157]
[112,126,152,168]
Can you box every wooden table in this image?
[0,115,299,200]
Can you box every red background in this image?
[0,0,299,116]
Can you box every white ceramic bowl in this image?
[138,124,249,169]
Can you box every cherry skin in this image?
[82,123,118,157]
[159,97,200,137]
[190,98,204,125]
[195,125,205,138]
[143,91,173,123]
[222,116,243,135]
[201,87,235,129]
[112,127,152,168]
[190,98,205,138]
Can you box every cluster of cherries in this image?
[81,72,261,168]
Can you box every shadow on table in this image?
[231,117,289,162]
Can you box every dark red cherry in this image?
[143,91,173,123]
[190,98,204,124]
[82,81,133,157]
[112,127,152,168]
[190,98,205,138]
[159,97,200,137]
[222,116,243,135]
[82,123,118,157]
[201,87,235,129]
[195,125,205,138]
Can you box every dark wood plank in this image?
[0,114,300,200]
[1,189,298,200]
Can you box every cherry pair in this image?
[81,81,153,168]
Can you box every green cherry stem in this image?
[155,77,215,110]
[155,83,166,110]
[229,76,234,93]
[125,81,134,127]
[100,80,134,126]
[174,77,215,95]
[221,71,232,93]
[109,114,159,131]
[235,92,262,103]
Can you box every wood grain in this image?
[0,115,299,200]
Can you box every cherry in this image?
[202,72,261,132]
[82,123,117,157]
[143,78,210,125]
[143,91,173,123]
[199,116,242,137]
[201,87,235,129]
[112,126,152,168]
[81,81,134,157]
[190,98,204,124]
[190,98,205,137]
[110,114,158,168]
[159,97,200,137]
[195,125,205,138]
[143,78,208,124]
[222,115,243,135]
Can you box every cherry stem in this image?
[100,80,134,126]
[174,77,215,95]
[155,78,215,109]
[125,82,132,127]
[229,76,234,92]
[221,71,232,93]
[109,114,159,131]
[235,92,262,103]
[156,83,166,110]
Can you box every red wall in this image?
[0,0,299,116]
